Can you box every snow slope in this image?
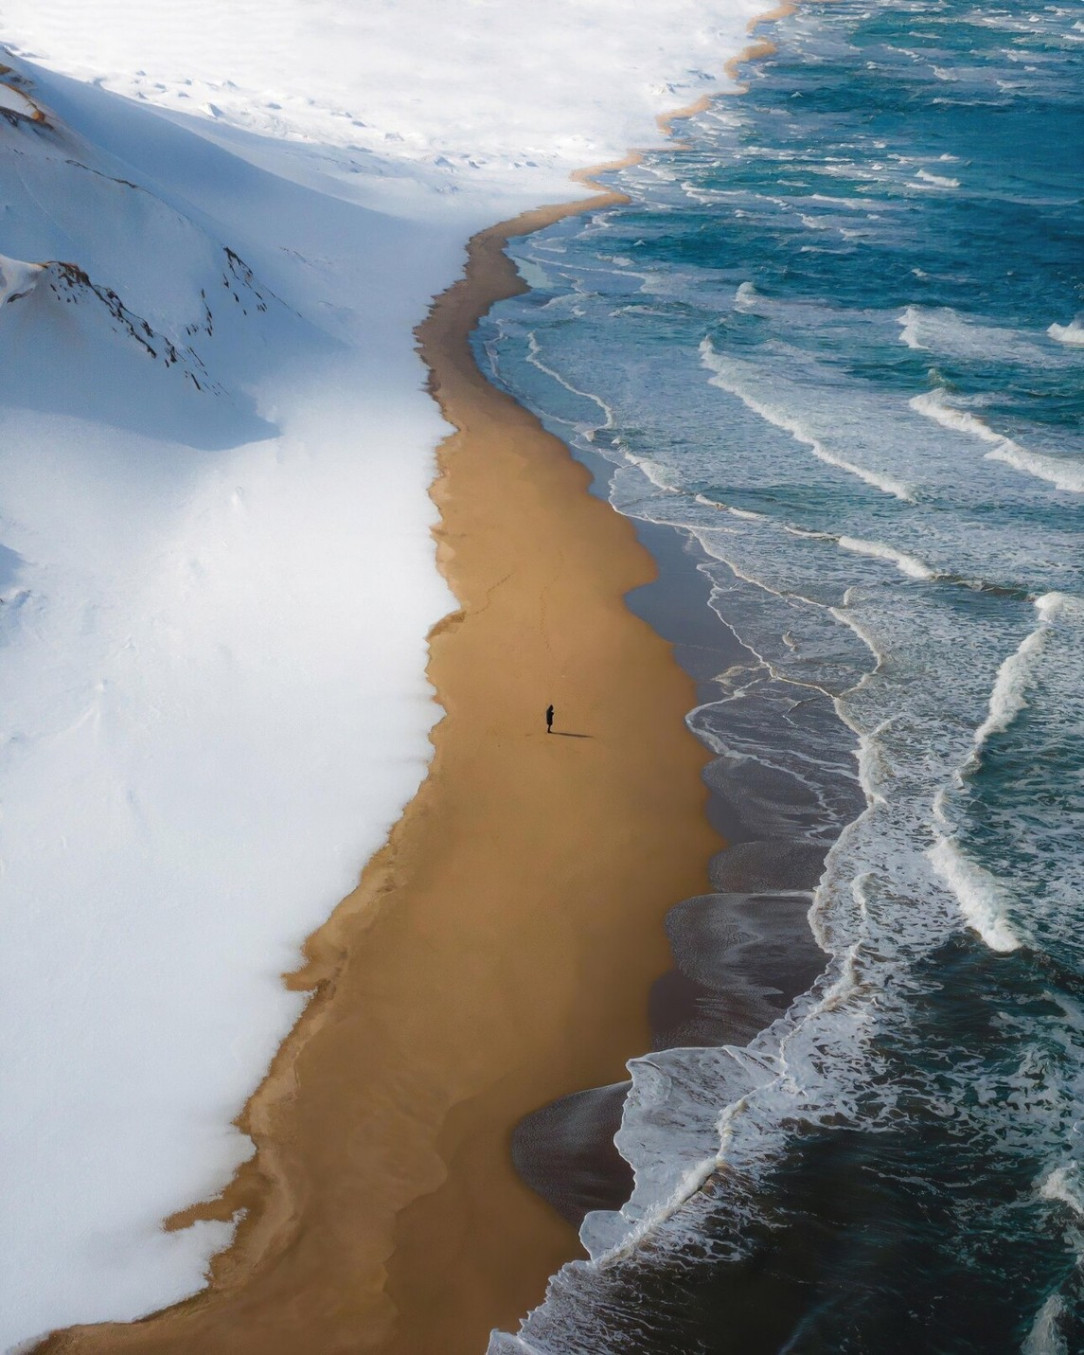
[0,58,462,1351]
[0,0,764,200]
[0,3,765,1348]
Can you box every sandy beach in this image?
[40,186,720,1353]
[34,14,804,1353]
[14,0,1069,1347]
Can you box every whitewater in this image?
[0,2,767,1348]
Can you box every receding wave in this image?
[482,2,1084,1343]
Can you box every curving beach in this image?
[31,10,803,1352]
[10,0,1083,1348]
[9,8,818,1350]
[40,185,722,1352]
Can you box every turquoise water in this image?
[481,3,1084,1351]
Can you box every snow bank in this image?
[0,2,766,1347]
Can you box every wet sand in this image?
[40,13,799,1355]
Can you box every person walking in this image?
[545,703,554,734]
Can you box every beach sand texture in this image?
[38,187,721,1354]
[38,13,800,1350]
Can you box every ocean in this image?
[479,2,1084,1350]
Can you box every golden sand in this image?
[41,11,792,1352]
[41,190,718,1355]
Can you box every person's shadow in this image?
[551,731,592,739]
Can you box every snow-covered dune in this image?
[0,4,764,1348]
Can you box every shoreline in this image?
[40,151,719,1355]
[39,11,796,1355]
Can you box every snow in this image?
[0,253,43,304]
[0,2,766,1348]
[0,81,37,117]
[0,0,764,201]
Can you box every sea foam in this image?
[484,2,1084,1347]
[837,535,935,580]
[915,168,960,188]
[899,305,1053,364]
[702,341,917,500]
[970,593,1068,751]
[1022,1295,1071,1355]
[927,836,1023,953]
[1048,319,1084,346]
[911,387,1084,494]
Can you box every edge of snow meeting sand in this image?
[0,1,765,1347]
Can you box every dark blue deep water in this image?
[482,3,1084,1352]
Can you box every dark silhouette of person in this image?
[546,704,554,734]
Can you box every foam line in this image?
[702,340,917,501]
[927,836,1023,953]
[911,388,1084,494]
